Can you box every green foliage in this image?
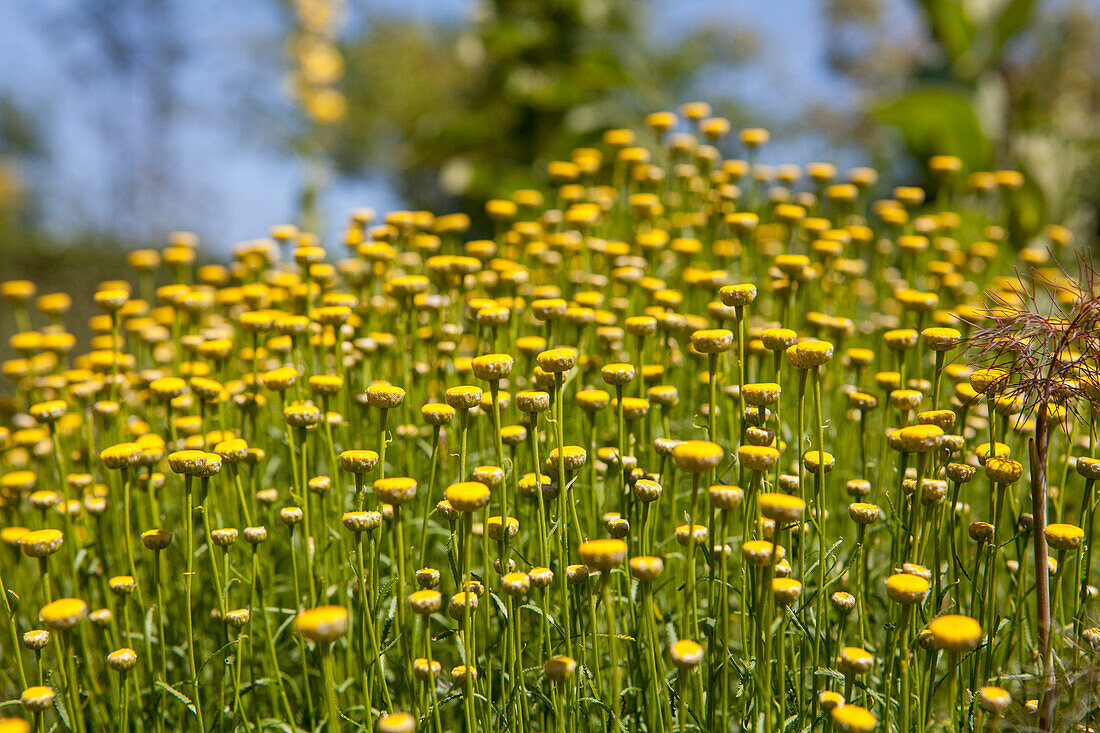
[871,86,991,171]
[836,0,1098,242]
[331,1,753,213]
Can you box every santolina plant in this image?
[0,103,1097,733]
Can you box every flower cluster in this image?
[0,103,1095,733]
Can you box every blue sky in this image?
[0,0,921,251]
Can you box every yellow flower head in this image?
[39,598,88,631]
[578,539,628,571]
[445,482,491,513]
[927,614,982,653]
[294,606,348,645]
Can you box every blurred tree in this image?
[328,0,755,216]
[824,0,1100,243]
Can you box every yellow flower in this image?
[39,598,88,630]
[927,614,982,653]
[831,703,877,732]
[294,606,348,644]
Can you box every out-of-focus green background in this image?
[1,0,1098,302]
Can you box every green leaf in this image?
[871,86,992,172]
[45,670,71,731]
[198,639,239,675]
[992,0,1037,58]
[917,0,975,63]
[155,680,196,715]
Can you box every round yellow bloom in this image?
[927,614,982,652]
[377,712,416,733]
[670,639,704,670]
[19,528,63,558]
[831,704,877,732]
[892,425,943,453]
[445,482,491,513]
[578,539,628,571]
[39,598,88,630]
[759,493,806,522]
[1045,523,1085,552]
[294,606,349,644]
[673,440,723,473]
[786,340,834,369]
[885,573,930,604]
